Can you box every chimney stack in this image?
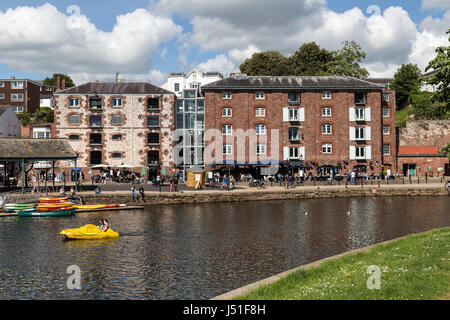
[62,79,66,90]
[56,76,61,92]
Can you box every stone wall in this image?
[399,120,450,149]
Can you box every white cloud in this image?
[421,0,450,10]
[0,4,182,79]
[69,69,167,86]
[197,54,237,76]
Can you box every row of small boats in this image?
[3,197,121,239]
[4,197,122,217]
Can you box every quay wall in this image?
[81,186,447,206]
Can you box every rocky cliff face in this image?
[399,120,450,148]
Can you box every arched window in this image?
[68,114,80,124]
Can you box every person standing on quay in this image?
[139,186,146,203]
[131,185,139,202]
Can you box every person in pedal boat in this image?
[98,219,109,232]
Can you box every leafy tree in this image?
[440,143,450,159]
[43,73,75,88]
[390,63,422,110]
[410,91,448,119]
[326,41,369,79]
[288,42,332,76]
[33,107,54,123]
[425,28,450,107]
[16,112,33,126]
[240,51,291,76]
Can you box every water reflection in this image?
[0,196,448,299]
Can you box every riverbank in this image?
[213,227,450,300]
[79,183,448,206]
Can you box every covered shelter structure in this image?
[0,139,79,193]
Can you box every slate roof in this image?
[0,139,78,161]
[56,81,173,95]
[0,106,11,117]
[202,76,385,90]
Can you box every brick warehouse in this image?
[202,75,397,176]
[53,81,175,181]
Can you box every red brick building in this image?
[397,146,449,177]
[203,75,397,177]
[0,77,41,114]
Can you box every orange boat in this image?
[39,197,68,203]
[37,206,74,211]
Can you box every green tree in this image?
[43,73,75,88]
[425,28,450,107]
[16,112,33,126]
[33,107,54,123]
[390,63,422,110]
[288,42,332,76]
[410,91,447,119]
[326,41,369,79]
[239,51,291,76]
[440,143,450,159]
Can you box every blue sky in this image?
[0,0,448,85]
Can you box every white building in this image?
[161,69,223,97]
[0,106,21,138]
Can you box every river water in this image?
[0,196,448,299]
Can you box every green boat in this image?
[17,208,76,217]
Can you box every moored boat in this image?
[18,208,76,217]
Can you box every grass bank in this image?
[235,228,450,300]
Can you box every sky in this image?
[0,0,449,86]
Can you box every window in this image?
[184,90,196,99]
[112,153,122,159]
[11,93,24,102]
[89,115,102,127]
[197,100,204,112]
[256,144,266,155]
[69,98,79,107]
[382,93,390,102]
[289,127,299,141]
[174,83,180,92]
[112,98,122,107]
[289,108,299,121]
[321,124,332,135]
[222,107,232,117]
[0,94,4,99]
[355,127,365,140]
[89,133,102,145]
[288,92,299,105]
[147,115,159,127]
[322,143,332,154]
[383,144,390,155]
[255,124,266,135]
[12,106,24,114]
[148,151,159,166]
[148,132,159,145]
[255,107,265,117]
[147,98,159,111]
[355,108,365,120]
[223,144,232,155]
[355,93,365,104]
[111,114,123,125]
[0,82,4,87]
[33,128,50,139]
[89,98,102,110]
[383,125,390,135]
[69,135,79,140]
[222,92,232,99]
[222,124,232,135]
[255,92,265,99]
[322,107,331,117]
[11,81,23,89]
[382,107,390,117]
[90,151,102,165]
[112,134,122,141]
[289,147,300,159]
[356,146,365,159]
[68,114,80,124]
[322,91,331,99]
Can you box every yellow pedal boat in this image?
[60,224,119,240]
